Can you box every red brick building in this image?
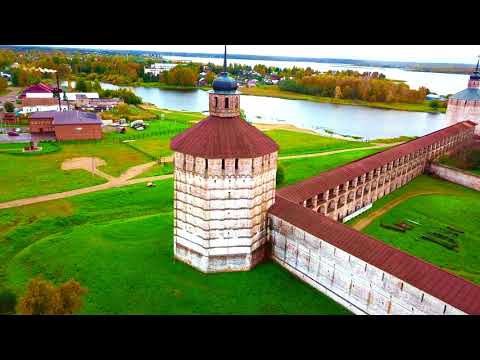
[29,111,103,141]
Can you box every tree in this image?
[205,71,215,85]
[430,100,440,110]
[334,86,343,99]
[276,165,285,186]
[17,277,87,315]
[0,77,7,93]
[75,78,89,92]
[0,289,17,314]
[3,101,14,113]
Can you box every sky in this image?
[46,45,480,64]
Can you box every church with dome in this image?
[170,47,480,314]
[446,59,480,135]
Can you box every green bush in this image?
[0,289,17,314]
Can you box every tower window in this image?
[215,97,218,108]
[205,159,208,170]
[221,159,225,170]
[235,159,239,169]
[225,97,229,109]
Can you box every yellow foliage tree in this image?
[17,277,88,315]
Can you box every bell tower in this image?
[208,45,241,117]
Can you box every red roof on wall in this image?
[170,115,279,158]
[269,196,480,314]
[278,121,477,204]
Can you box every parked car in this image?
[7,131,19,136]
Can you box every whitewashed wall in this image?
[269,215,465,315]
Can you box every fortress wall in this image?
[301,128,475,223]
[269,214,465,315]
[429,163,480,191]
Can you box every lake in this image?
[100,82,448,140]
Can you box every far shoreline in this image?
[99,79,446,115]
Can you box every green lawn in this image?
[278,147,388,187]
[0,141,151,203]
[265,130,373,157]
[0,179,349,315]
[347,175,480,284]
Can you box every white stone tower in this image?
[170,46,279,273]
[446,57,480,135]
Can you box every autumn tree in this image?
[205,71,216,85]
[0,77,7,93]
[334,86,342,99]
[17,277,88,315]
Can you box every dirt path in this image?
[0,174,174,210]
[0,142,403,211]
[278,142,401,160]
[351,191,448,231]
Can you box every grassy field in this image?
[0,141,150,203]
[241,85,447,113]
[265,130,372,156]
[278,147,388,187]
[0,179,350,315]
[347,175,480,284]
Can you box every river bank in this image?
[240,85,446,113]
[98,80,445,114]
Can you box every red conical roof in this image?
[171,116,278,159]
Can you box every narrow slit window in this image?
[221,159,225,170]
[225,97,229,108]
[235,159,239,169]
[215,97,218,108]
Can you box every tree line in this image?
[278,70,428,103]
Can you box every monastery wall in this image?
[173,151,277,273]
[267,122,478,315]
[269,214,465,315]
[429,163,480,191]
[298,128,474,222]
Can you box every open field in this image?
[347,175,480,284]
[278,147,388,187]
[265,130,373,156]
[0,141,151,203]
[240,85,447,113]
[0,180,350,315]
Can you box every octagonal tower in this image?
[170,46,279,273]
[446,58,480,135]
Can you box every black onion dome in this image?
[470,72,480,81]
[212,72,238,91]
